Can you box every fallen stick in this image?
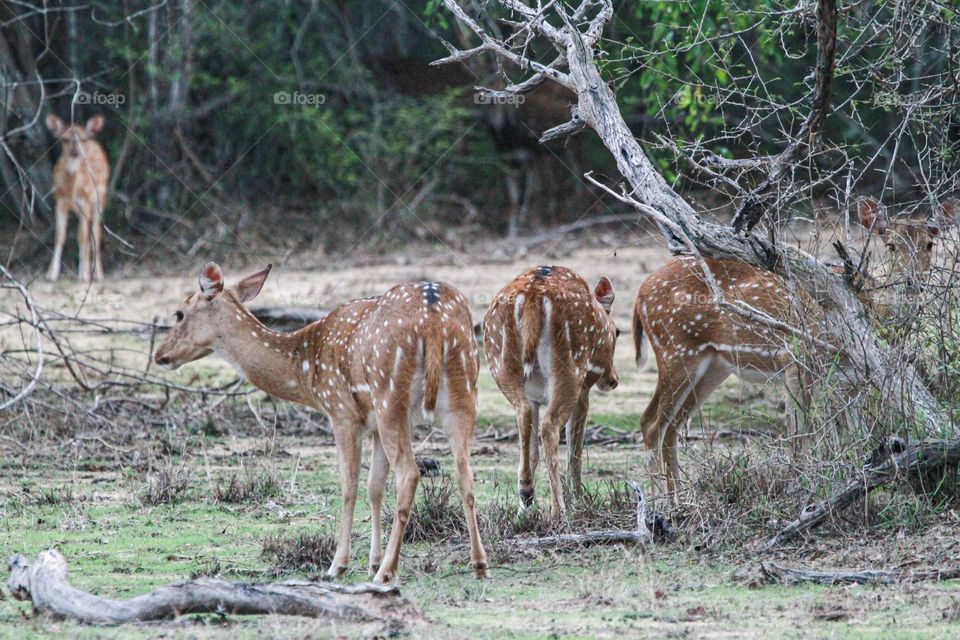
[8,550,421,626]
[510,530,649,549]
[762,561,960,586]
[762,438,960,550]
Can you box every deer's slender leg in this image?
[642,355,728,506]
[326,421,362,579]
[539,368,579,522]
[373,407,419,584]
[444,408,489,578]
[46,200,70,281]
[76,205,92,282]
[366,431,389,577]
[662,358,729,499]
[530,402,541,481]
[91,205,104,281]
[515,397,536,507]
[565,388,590,500]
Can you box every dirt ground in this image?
[3,239,960,638]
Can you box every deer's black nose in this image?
[155,355,171,366]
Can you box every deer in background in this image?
[154,264,488,584]
[483,266,619,520]
[633,198,958,504]
[856,196,940,287]
[45,114,110,282]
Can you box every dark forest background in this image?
[2,0,957,268]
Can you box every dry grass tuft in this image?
[261,531,337,575]
[213,465,282,504]
[26,485,74,506]
[141,461,192,505]
[402,475,468,543]
[571,479,638,531]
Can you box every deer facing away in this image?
[154,264,489,583]
[483,266,619,520]
[633,197,956,504]
[46,114,110,282]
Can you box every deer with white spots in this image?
[633,197,960,505]
[632,256,809,505]
[154,264,488,584]
[483,266,619,521]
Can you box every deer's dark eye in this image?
[926,242,934,251]
[174,311,184,323]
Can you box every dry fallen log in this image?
[763,438,960,550]
[8,550,421,627]
[762,561,960,586]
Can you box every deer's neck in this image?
[215,302,319,405]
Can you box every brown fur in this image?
[632,256,806,504]
[46,114,110,281]
[482,266,619,520]
[633,222,955,504]
[155,265,488,584]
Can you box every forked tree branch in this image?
[433,0,953,493]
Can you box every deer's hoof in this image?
[519,487,535,506]
[325,564,348,580]
[473,562,490,579]
[372,568,395,584]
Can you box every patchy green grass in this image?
[2,410,960,638]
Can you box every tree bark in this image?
[8,550,422,628]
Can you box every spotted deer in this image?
[634,198,957,504]
[45,114,110,281]
[154,264,488,583]
[483,266,619,520]
[856,197,939,286]
[632,256,804,504]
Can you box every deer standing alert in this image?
[45,114,110,282]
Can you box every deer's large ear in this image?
[85,115,105,136]
[858,197,888,235]
[46,114,66,137]
[235,264,272,303]
[594,277,615,312]
[199,262,224,299]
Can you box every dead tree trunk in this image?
[433,0,951,435]
[8,550,422,628]
[763,438,960,549]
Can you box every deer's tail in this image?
[633,306,650,368]
[519,294,545,379]
[423,333,443,416]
